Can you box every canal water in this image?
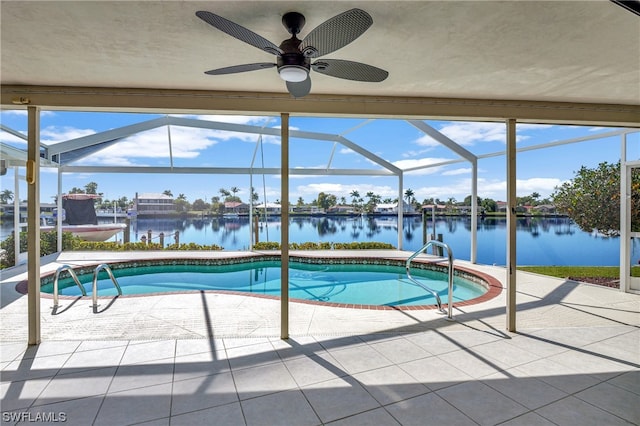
[121,215,632,266]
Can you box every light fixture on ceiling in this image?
[278,65,308,82]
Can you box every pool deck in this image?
[1,250,638,425]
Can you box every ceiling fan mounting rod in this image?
[282,11,305,35]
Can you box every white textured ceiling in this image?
[1,1,639,106]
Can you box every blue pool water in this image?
[43,261,487,307]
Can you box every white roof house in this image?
[255,202,282,213]
[374,201,415,214]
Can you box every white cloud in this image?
[41,126,96,144]
[0,110,55,117]
[442,167,472,176]
[412,176,564,202]
[170,114,282,144]
[175,114,272,125]
[294,182,397,200]
[51,119,285,166]
[401,148,432,158]
[0,130,27,145]
[415,122,506,147]
[74,126,220,166]
[413,121,548,147]
[2,125,97,147]
[515,177,563,195]
[1,109,28,116]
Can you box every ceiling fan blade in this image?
[205,63,276,75]
[312,59,388,82]
[196,11,283,55]
[286,77,312,98]
[300,9,373,58]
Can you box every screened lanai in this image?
[1,1,638,344]
[3,115,637,265]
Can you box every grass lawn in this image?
[517,265,640,288]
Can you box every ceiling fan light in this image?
[278,65,308,82]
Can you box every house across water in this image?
[133,193,176,217]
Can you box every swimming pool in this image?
[40,257,496,308]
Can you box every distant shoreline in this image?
[126,212,568,219]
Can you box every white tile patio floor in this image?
[1,251,638,425]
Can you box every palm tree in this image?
[0,189,14,204]
[250,187,259,205]
[219,188,230,198]
[404,188,415,205]
[350,190,360,205]
[531,192,540,204]
[446,197,456,213]
[84,181,98,195]
[163,189,173,197]
[117,196,128,209]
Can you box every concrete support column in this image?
[506,119,517,332]
[27,106,41,345]
[280,113,289,340]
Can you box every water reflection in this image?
[120,215,627,266]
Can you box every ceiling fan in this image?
[195,8,389,98]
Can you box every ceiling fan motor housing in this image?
[277,37,310,71]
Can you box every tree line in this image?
[1,161,636,236]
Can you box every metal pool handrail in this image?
[405,240,454,319]
[53,264,87,308]
[92,264,122,311]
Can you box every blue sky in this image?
[0,109,635,206]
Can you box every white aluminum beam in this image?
[58,166,394,176]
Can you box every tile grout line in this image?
[91,340,131,425]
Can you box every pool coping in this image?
[18,251,503,311]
